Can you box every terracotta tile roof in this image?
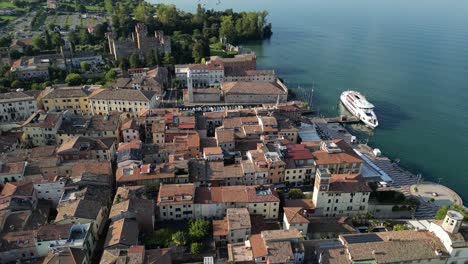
[244,70,275,76]
[55,199,102,222]
[113,186,146,203]
[70,160,113,178]
[36,223,73,241]
[104,218,139,248]
[264,241,294,264]
[157,183,195,206]
[43,87,90,99]
[204,147,222,156]
[116,163,175,184]
[121,119,139,131]
[57,136,115,154]
[0,91,34,101]
[284,199,315,209]
[90,88,155,101]
[308,217,355,233]
[215,129,235,144]
[193,88,220,94]
[227,208,251,230]
[117,140,143,152]
[44,247,87,264]
[286,144,314,160]
[204,111,225,119]
[109,197,154,219]
[195,185,279,204]
[22,111,62,129]
[221,81,286,95]
[250,234,267,258]
[283,207,310,224]
[1,181,34,197]
[213,219,228,236]
[329,174,372,193]
[312,140,363,165]
[341,230,450,263]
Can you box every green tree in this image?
[11,80,23,88]
[65,73,83,86]
[32,35,47,50]
[104,0,113,13]
[393,224,406,231]
[105,69,117,82]
[162,52,175,66]
[0,36,11,48]
[172,231,187,246]
[190,242,202,254]
[129,52,142,68]
[77,4,87,13]
[51,32,64,49]
[219,15,236,44]
[134,2,150,23]
[145,50,156,67]
[188,219,210,242]
[436,204,467,222]
[144,229,173,248]
[192,39,210,63]
[80,62,90,72]
[287,189,305,199]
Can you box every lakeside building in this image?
[312,168,372,217]
[318,230,450,263]
[157,184,280,221]
[89,89,159,117]
[107,23,171,61]
[0,91,38,122]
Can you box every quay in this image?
[303,120,465,219]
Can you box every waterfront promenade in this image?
[309,118,464,219]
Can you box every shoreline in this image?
[307,117,465,217]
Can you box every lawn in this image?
[0,15,16,21]
[209,42,238,58]
[0,1,15,9]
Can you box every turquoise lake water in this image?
[152,0,468,202]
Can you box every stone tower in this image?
[442,210,464,234]
[135,23,148,50]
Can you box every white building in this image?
[429,211,468,263]
[121,119,140,143]
[90,89,158,117]
[312,168,371,217]
[157,184,280,221]
[35,223,95,258]
[33,178,67,206]
[283,207,310,235]
[175,62,224,88]
[224,69,276,82]
[0,91,37,122]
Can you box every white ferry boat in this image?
[340,90,378,129]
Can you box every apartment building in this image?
[175,62,224,87]
[89,89,158,116]
[194,185,280,220]
[157,183,196,221]
[42,86,95,114]
[312,168,371,217]
[213,208,252,244]
[0,91,37,122]
[56,113,120,144]
[22,111,63,146]
[307,140,364,174]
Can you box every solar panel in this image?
[343,234,383,244]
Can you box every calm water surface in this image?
[152,0,468,202]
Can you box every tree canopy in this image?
[188,219,210,242]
